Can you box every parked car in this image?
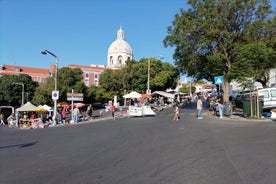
[258,88,276,109]
[234,88,276,110]
[0,106,15,124]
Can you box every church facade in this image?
[107,27,133,69]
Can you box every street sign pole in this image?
[71,89,74,123]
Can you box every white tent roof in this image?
[152,91,175,98]
[123,91,142,98]
[16,102,37,112]
[42,104,52,111]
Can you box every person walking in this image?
[197,95,203,119]
[173,105,179,121]
[111,103,116,120]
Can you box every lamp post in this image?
[147,56,163,94]
[41,50,59,125]
[24,92,29,102]
[13,82,24,106]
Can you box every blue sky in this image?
[0,0,188,69]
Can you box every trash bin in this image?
[223,102,232,116]
[242,100,263,117]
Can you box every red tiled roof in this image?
[1,64,49,74]
[67,64,106,71]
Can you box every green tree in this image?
[99,59,179,98]
[32,81,53,105]
[0,74,38,107]
[179,83,196,94]
[164,0,275,102]
[32,67,86,105]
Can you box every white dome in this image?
[107,27,133,69]
[108,39,132,54]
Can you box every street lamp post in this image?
[41,50,59,125]
[13,82,24,106]
[147,56,163,94]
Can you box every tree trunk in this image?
[223,81,229,103]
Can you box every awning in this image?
[16,102,37,112]
[152,91,175,98]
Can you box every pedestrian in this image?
[86,104,93,119]
[217,99,224,119]
[73,107,80,123]
[61,107,66,123]
[0,113,5,125]
[7,113,16,126]
[173,105,179,121]
[111,103,116,120]
[56,111,62,124]
[197,95,203,119]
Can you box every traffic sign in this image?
[214,76,224,85]
[52,91,59,100]
[67,93,83,101]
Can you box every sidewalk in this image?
[184,101,273,122]
[206,107,272,121]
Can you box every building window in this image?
[110,56,113,65]
[36,76,41,82]
[85,79,89,86]
[85,72,89,78]
[94,73,98,79]
[118,55,123,64]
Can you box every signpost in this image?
[67,93,83,101]
[67,90,83,123]
[214,76,224,95]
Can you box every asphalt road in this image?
[0,106,275,184]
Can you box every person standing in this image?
[73,107,79,123]
[61,107,66,124]
[111,103,116,120]
[197,96,203,119]
[173,105,179,121]
[0,113,5,125]
[86,104,93,119]
[217,99,224,119]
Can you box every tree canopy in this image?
[0,74,38,107]
[164,0,276,101]
[32,67,87,105]
[98,58,179,102]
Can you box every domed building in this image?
[107,27,133,69]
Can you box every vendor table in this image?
[128,106,156,117]
[19,119,33,128]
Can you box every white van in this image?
[258,88,276,109]
[0,106,15,124]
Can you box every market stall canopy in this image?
[42,104,52,111]
[16,102,37,112]
[57,102,69,108]
[68,102,86,109]
[152,91,175,99]
[123,91,142,98]
[34,106,48,113]
[141,94,152,98]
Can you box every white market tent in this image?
[123,91,142,98]
[16,102,37,112]
[42,104,53,111]
[152,91,175,99]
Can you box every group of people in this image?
[173,93,224,121]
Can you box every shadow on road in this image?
[0,141,38,149]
